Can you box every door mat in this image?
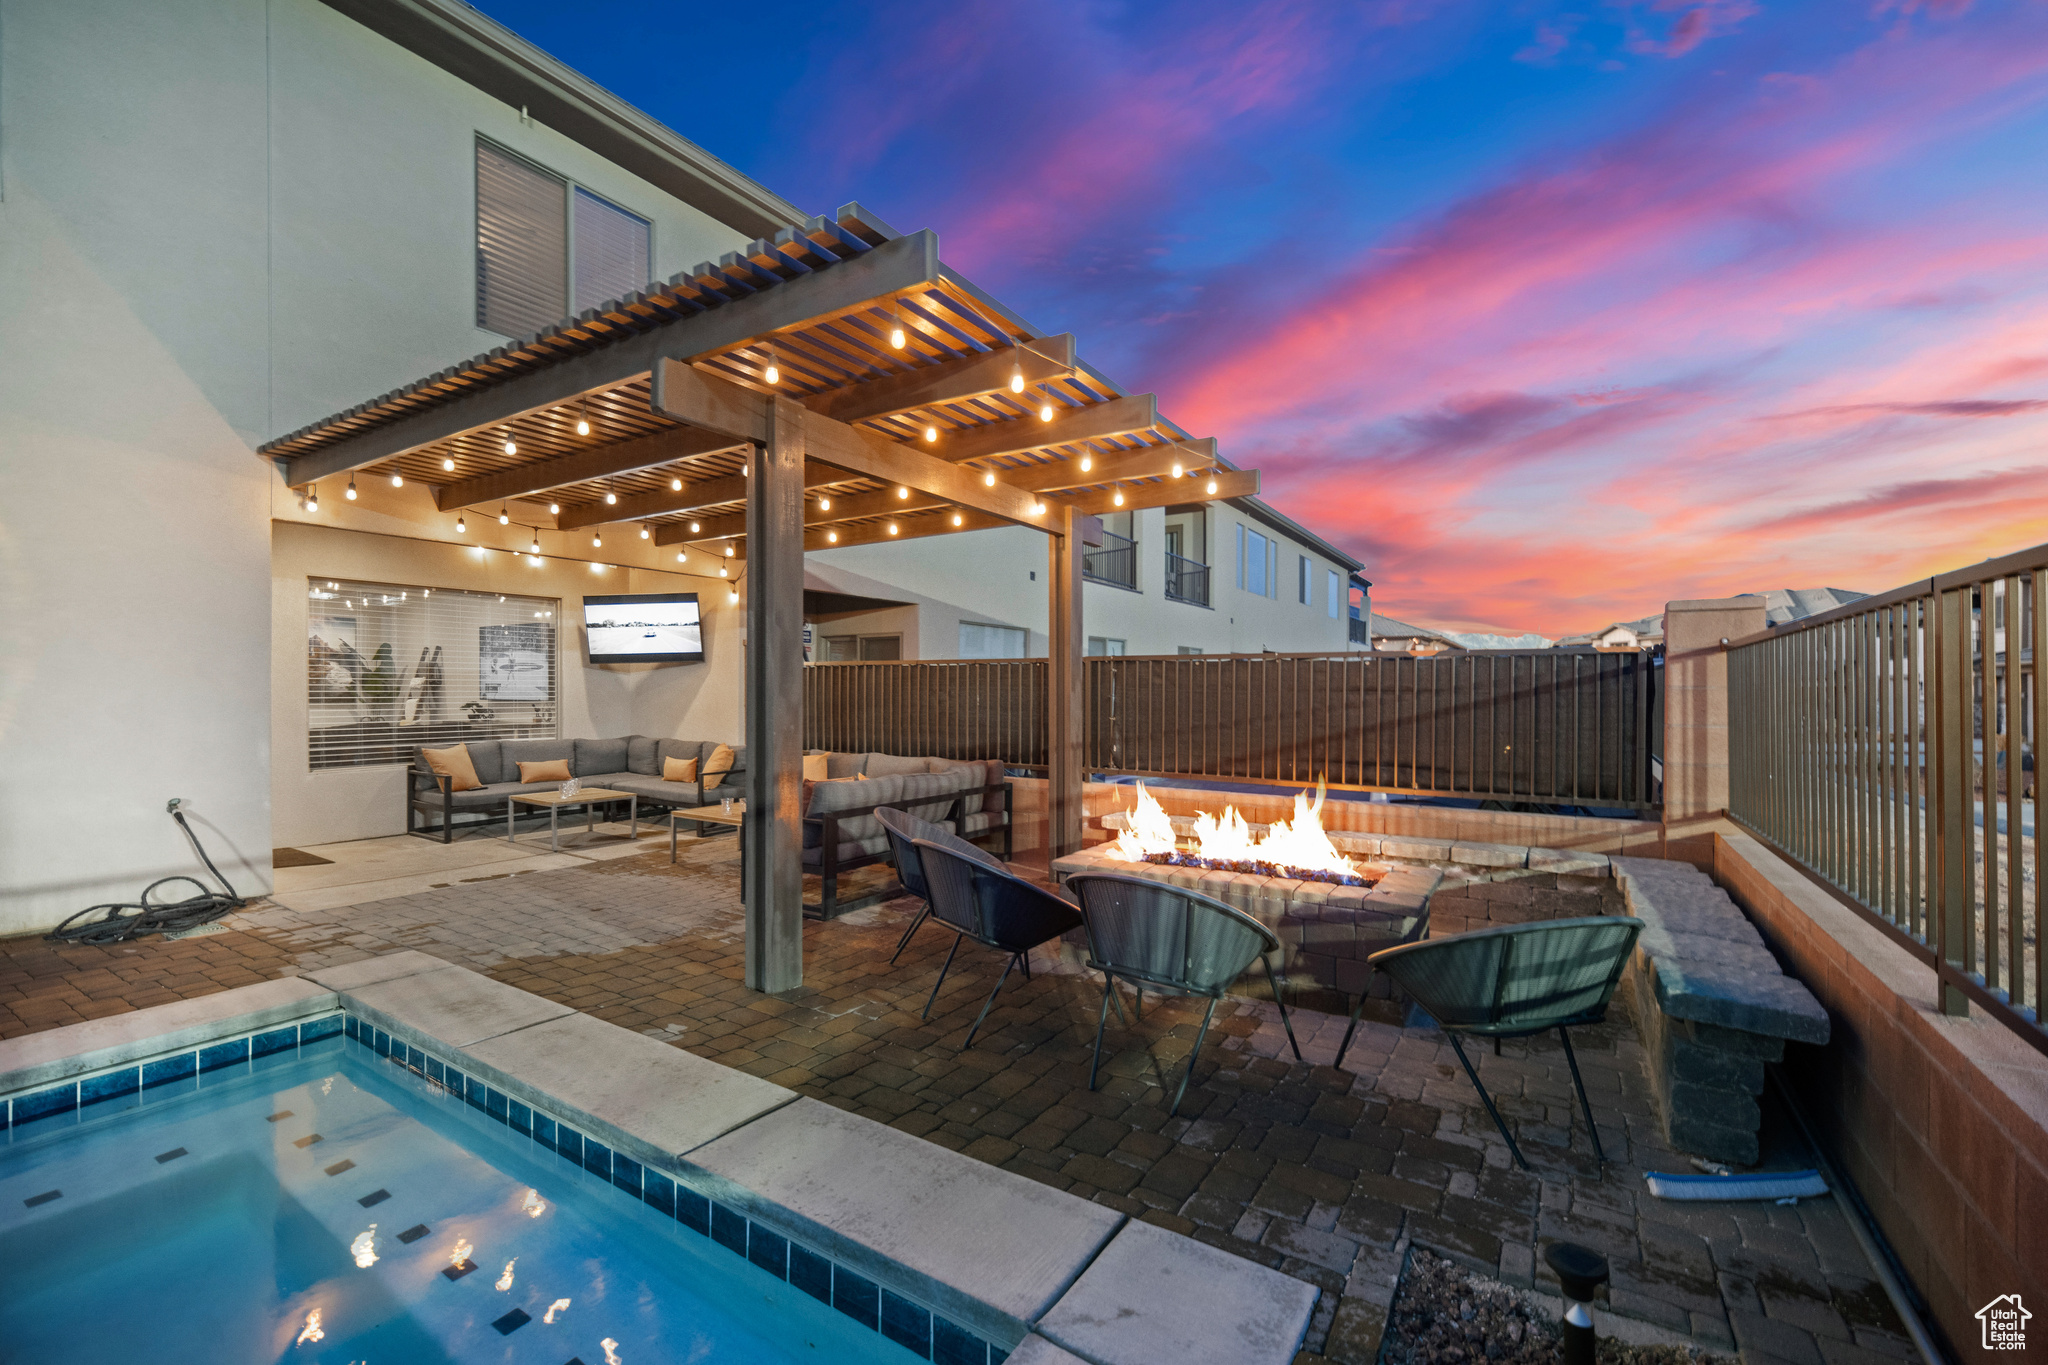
[272,847,335,868]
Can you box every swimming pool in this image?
[0,1024,927,1364]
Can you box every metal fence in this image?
[1083,532,1137,590]
[1164,552,1210,606]
[1729,544,2045,1052]
[806,648,1658,809]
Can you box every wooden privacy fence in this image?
[804,649,1658,809]
[1728,541,2047,1053]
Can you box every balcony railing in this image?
[805,648,1659,808]
[1348,616,1369,645]
[1083,531,1137,589]
[1164,552,1209,606]
[1728,541,2048,1052]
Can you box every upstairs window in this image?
[1327,569,1341,618]
[476,141,651,337]
[1240,526,1273,597]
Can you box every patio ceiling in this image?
[258,204,1253,552]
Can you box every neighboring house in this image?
[1759,588,1868,626]
[0,0,1375,930]
[1555,615,1665,651]
[1365,614,1464,655]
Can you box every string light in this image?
[724,543,735,557]
[456,513,467,533]
[1032,500,1047,515]
[983,471,997,487]
[1080,455,1092,472]
[676,549,687,562]
[671,477,683,491]
[826,530,838,543]
[689,521,701,533]
[763,346,779,386]
[444,457,456,471]
[346,477,357,500]
[924,425,938,443]
[605,484,617,505]
[503,439,516,456]
[576,403,590,437]
[531,530,540,553]
[887,522,899,536]
[1112,487,1125,507]
[729,588,739,604]
[390,472,404,488]
[592,531,603,547]
[499,505,510,525]
[1040,403,1054,421]
[1010,350,1026,394]
[889,305,906,350]
[548,501,560,514]
[896,486,909,500]
[1206,473,1219,494]
[951,513,963,527]
[719,565,728,577]
[818,497,831,511]
[306,486,319,512]
[1171,460,1184,478]
[639,524,650,539]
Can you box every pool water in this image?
[0,1031,922,1365]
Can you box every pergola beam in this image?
[933,393,1157,465]
[653,359,1048,528]
[1019,438,1219,493]
[434,427,743,511]
[282,229,941,486]
[656,485,949,546]
[805,334,1076,425]
[556,461,840,530]
[1052,469,1258,517]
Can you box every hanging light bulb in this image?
[896,486,909,500]
[639,524,650,539]
[575,407,590,437]
[889,305,906,350]
[719,565,729,577]
[346,477,357,500]
[887,522,899,536]
[951,512,963,527]
[676,549,687,562]
[390,472,404,488]
[818,497,831,511]
[689,521,701,533]
[306,486,319,512]
[671,476,683,491]
[592,531,603,547]
[499,506,510,525]
[1032,500,1048,515]
[924,425,938,443]
[826,530,838,544]
[605,486,617,505]
[983,471,997,487]
[1171,460,1184,478]
[444,457,456,472]
[530,531,540,553]
[503,439,516,456]
[1080,455,1093,472]
[763,346,780,386]
[1040,402,1054,421]
[724,543,735,557]
[728,588,739,604]
[1010,352,1026,394]
[1206,474,1219,494]
[456,513,467,533]
[1112,487,1125,507]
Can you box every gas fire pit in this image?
[1052,785,1442,1006]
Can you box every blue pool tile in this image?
[344,1015,361,1040]
[582,1137,613,1179]
[710,1203,747,1258]
[507,1100,531,1135]
[301,1015,343,1042]
[372,1028,390,1057]
[533,1114,557,1150]
[423,1056,444,1085]
[141,1053,198,1088]
[747,1226,788,1280]
[676,1186,710,1234]
[881,1290,932,1359]
[251,1026,298,1058]
[789,1244,832,1305]
[198,1039,248,1072]
[15,1084,77,1123]
[611,1152,642,1195]
[990,1350,1009,1365]
[463,1076,487,1111]
[833,1269,880,1331]
[642,1173,675,1217]
[484,1087,508,1122]
[933,1316,989,1365]
[80,1068,139,1107]
[443,1066,466,1097]
[556,1128,583,1165]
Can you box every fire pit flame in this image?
[1109,781,1367,886]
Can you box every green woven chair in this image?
[1368,917,1641,1170]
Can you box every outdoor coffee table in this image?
[507,788,638,852]
[671,801,745,863]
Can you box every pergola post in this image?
[1047,506,1086,861]
[743,395,805,992]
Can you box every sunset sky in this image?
[477,0,2048,637]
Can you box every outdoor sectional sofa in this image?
[406,736,745,842]
[802,751,1012,918]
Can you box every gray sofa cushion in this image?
[804,773,904,847]
[865,752,931,778]
[606,774,703,805]
[501,738,575,779]
[826,751,869,779]
[804,832,892,865]
[656,738,702,772]
[626,736,661,775]
[462,739,506,785]
[574,737,630,778]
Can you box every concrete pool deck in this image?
[0,829,1920,1364]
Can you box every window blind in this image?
[572,188,652,315]
[476,143,568,336]
[306,577,560,770]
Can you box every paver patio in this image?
[0,830,1915,1365]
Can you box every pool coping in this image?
[0,954,1318,1365]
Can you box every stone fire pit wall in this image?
[1051,835,1444,1006]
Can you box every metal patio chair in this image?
[912,839,1085,1048]
[1367,916,1642,1170]
[1066,873,1302,1116]
[876,806,1007,965]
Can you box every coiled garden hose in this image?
[45,800,249,945]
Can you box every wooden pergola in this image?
[262,203,1260,993]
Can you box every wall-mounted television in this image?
[583,593,703,664]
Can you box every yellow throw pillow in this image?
[703,742,736,789]
[855,772,870,780]
[517,759,572,784]
[802,753,829,782]
[663,755,699,783]
[421,744,483,792]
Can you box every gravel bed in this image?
[1379,1248,1733,1365]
